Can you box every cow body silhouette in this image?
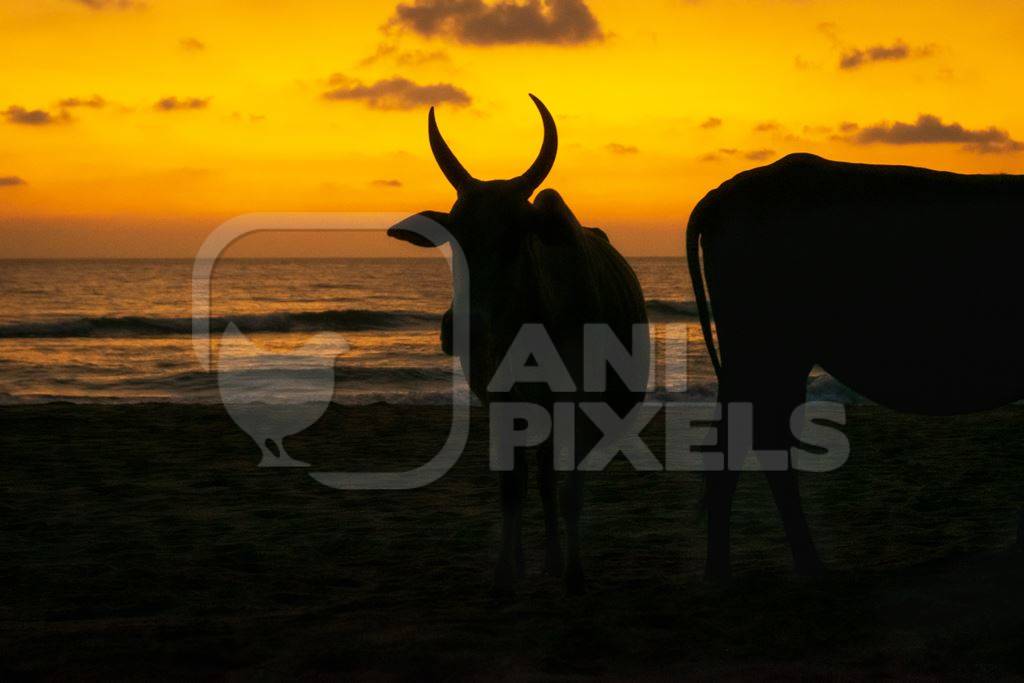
[388,95,648,595]
[687,152,1024,579]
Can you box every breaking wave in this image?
[0,309,442,339]
[645,299,700,321]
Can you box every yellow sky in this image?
[1,0,1022,257]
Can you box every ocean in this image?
[0,258,854,405]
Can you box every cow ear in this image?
[530,189,580,247]
[387,211,452,248]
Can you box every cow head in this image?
[388,94,569,396]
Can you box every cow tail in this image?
[687,198,723,522]
[686,204,721,378]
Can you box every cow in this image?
[387,95,649,595]
[687,152,1024,580]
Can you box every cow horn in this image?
[428,106,473,191]
[513,94,558,194]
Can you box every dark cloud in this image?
[753,121,779,133]
[838,121,859,133]
[372,179,404,188]
[0,176,26,187]
[718,148,738,155]
[386,0,604,45]
[3,106,67,126]
[180,37,205,51]
[70,0,145,9]
[849,114,1023,154]
[744,149,775,161]
[606,143,638,155]
[839,40,933,70]
[322,75,470,110]
[58,95,105,109]
[699,117,722,129]
[154,97,210,111]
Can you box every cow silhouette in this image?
[687,152,1024,579]
[388,95,649,595]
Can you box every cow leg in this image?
[705,382,743,581]
[747,367,821,576]
[709,348,817,579]
[537,443,563,577]
[494,452,527,595]
[765,469,822,576]
[561,469,585,594]
[561,417,600,595]
[516,455,527,577]
[705,468,740,581]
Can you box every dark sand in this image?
[2,403,1023,678]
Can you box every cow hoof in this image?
[493,561,518,598]
[704,561,731,584]
[795,557,825,579]
[565,568,586,595]
[490,582,517,602]
[544,547,564,578]
[703,571,731,585]
[491,572,517,600]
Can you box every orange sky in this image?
[1,0,1022,257]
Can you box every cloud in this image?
[838,39,934,70]
[700,117,722,129]
[794,55,820,71]
[372,179,404,188]
[180,37,205,51]
[848,114,1023,154]
[699,148,774,163]
[606,143,638,155]
[58,95,106,109]
[0,176,26,187]
[396,49,450,65]
[70,0,145,9]
[322,75,470,110]
[3,106,67,125]
[359,42,449,67]
[229,112,266,124]
[818,21,841,47]
[745,149,775,161]
[386,0,604,45]
[753,121,779,133]
[154,96,210,111]
[4,98,106,125]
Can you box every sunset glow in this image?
[2,0,1023,256]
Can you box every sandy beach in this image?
[2,403,1022,678]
